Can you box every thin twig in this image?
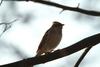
[74,46,93,67]
[0,19,18,37]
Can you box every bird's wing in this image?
[37,29,50,52]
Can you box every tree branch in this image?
[74,46,93,67]
[0,19,18,37]
[4,0,100,16]
[0,33,100,67]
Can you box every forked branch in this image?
[0,33,100,67]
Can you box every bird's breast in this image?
[46,29,62,49]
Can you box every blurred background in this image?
[0,0,100,67]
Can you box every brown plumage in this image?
[36,21,64,56]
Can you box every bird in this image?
[36,21,64,56]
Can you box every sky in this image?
[0,0,100,67]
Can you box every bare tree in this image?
[0,0,100,67]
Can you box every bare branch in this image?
[0,33,100,67]
[0,19,18,37]
[74,46,93,67]
[4,0,100,16]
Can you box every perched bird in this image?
[36,21,64,56]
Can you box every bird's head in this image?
[53,21,64,26]
[52,21,64,29]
